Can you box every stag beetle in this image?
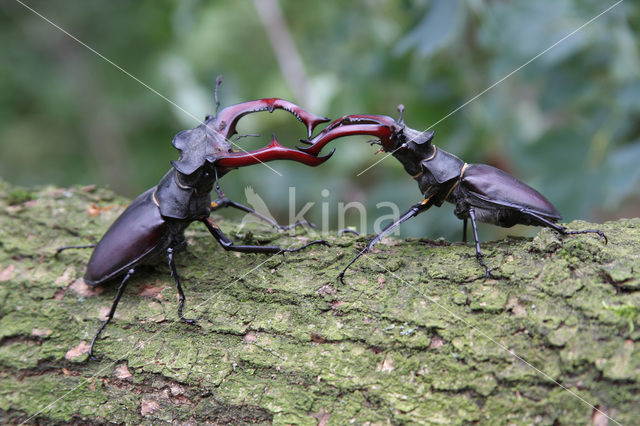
[58,79,333,358]
[301,107,607,282]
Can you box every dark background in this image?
[1,0,638,241]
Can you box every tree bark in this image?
[1,180,639,424]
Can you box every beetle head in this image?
[377,106,434,156]
[171,117,233,175]
[398,128,435,153]
[389,127,435,176]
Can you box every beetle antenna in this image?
[214,75,223,116]
[232,133,260,142]
[397,104,405,124]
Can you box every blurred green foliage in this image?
[1,0,638,240]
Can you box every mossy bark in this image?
[1,180,639,424]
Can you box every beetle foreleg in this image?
[468,208,493,279]
[210,197,316,231]
[89,268,134,360]
[167,247,198,326]
[202,218,328,254]
[338,200,432,284]
[213,165,224,199]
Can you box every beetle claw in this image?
[484,268,494,280]
[563,228,608,245]
[474,253,495,280]
[88,333,105,362]
[598,230,608,245]
[89,353,102,362]
[180,315,200,326]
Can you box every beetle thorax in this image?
[175,166,216,195]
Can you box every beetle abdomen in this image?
[461,164,562,221]
[85,188,168,285]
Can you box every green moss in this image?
[602,301,640,333]
[7,188,34,205]
[1,182,640,423]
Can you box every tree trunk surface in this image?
[1,180,639,425]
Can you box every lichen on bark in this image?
[1,179,639,424]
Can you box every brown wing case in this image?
[84,188,167,285]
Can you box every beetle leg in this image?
[167,247,199,326]
[214,98,330,139]
[201,218,328,254]
[216,134,335,168]
[55,244,96,255]
[521,210,608,244]
[468,208,493,279]
[213,165,224,198]
[337,228,360,237]
[210,197,316,230]
[462,218,468,243]
[338,199,432,284]
[559,228,608,244]
[89,268,134,361]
